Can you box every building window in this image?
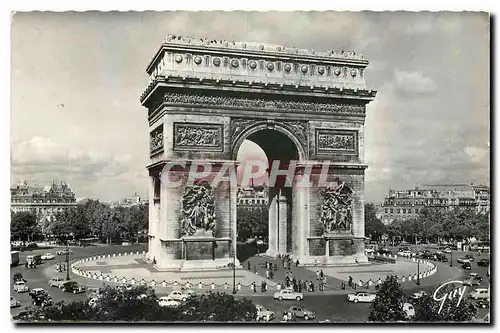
[397,209,401,214]
[385,208,388,213]
[402,209,406,214]
[390,209,394,213]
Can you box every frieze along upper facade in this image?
[315,129,358,156]
[173,123,223,152]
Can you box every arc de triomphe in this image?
[141,35,377,270]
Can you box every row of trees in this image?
[369,276,478,322]
[16,286,256,322]
[365,203,490,244]
[11,199,148,245]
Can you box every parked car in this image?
[13,281,29,293]
[469,288,490,300]
[49,276,68,288]
[62,281,86,294]
[10,296,21,308]
[442,248,452,254]
[403,302,415,318]
[462,262,472,270]
[365,248,375,255]
[158,296,181,308]
[41,253,55,260]
[32,294,53,307]
[435,253,448,262]
[410,291,428,300]
[347,292,376,303]
[29,288,48,299]
[169,290,191,302]
[378,248,392,255]
[475,299,490,309]
[255,305,275,321]
[273,289,303,301]
[57,249,72,255]
[398,250,412,258]
[457,257,470,264]
[287,305,316,320]
[477,259,490,267]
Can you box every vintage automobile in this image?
[255,305,275,321]
[41,253,55,260]
[462,262,472,270]
[464,254,475,262]
[456,257,470,264]
[32,294,53,307]
[477,259,490,267]
[13,281,29,293]
[62,281,87,294]
[273,289,304,301]
[10,296,21,308]
[475,299,490,309]
[287,305,316,320]
[13,273,26,283]
[403,303,415,318]
[347,292,376,303]
[410,290,428,300]
[56,249,72,256]
[29,288,48,299]
[442,248,452,254]
[169,290,191,302]
[49,276,68,288]
[157,296,181,308]
[469,288,490,300]
[88,297,99,308]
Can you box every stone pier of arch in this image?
[141,36,377,271]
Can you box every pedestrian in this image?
[266,269,269,279]
[298,280,302,293]
[282,311,287,322]
[316,270,320,280]
[254,265,257,274]
[320,270,324,279]
[247,261,251,270]
[265,261,268,270]
[311,282,315,292]
[25,262,28,270]
[273,263,278,271]
[348,276,353,288]
[296,259,300,267]
[252,282,256,293]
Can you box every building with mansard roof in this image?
[378,183,490,225]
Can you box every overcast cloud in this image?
[10,11,490,203]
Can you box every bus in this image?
[26,254,42,266]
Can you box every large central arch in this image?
[141,36,377,270]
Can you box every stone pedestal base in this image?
[290,254,369,266]
[154,258,241,271]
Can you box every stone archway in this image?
[141,36,377,270]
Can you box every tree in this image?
[11,211,38,243]
[15,286,257,322]
[237,207,268,241]
[368,275,407,322]
[365,203,386,241]
[412,287,477,322]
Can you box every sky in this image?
[10,11,490,203]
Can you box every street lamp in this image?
[232,241,237,294]
[65,239,70,280]
[450,249,453,267]
[416,234,420,285]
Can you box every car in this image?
[273,289,303,301]
[117,284,134,291]
[457,257,470,264]
[378,248,392,255]
[475,299,490,309]
[442,248,452,254]
[88,297,99,308]
[13,281,29,293]
[464,254,475,262]
[29,288,48,299]
[158,296,181,308]
[41,253,55,260]
[32,294,53,307]
[347,292,376,303]
[288,306,316,321]
[10,296,21,308]
[62,281,86,294]
[469,288,490,300]
[13,273,26,283]
[410,291,428,300]
[462,262,472,270]
[49,276,68,288]
[477,259,490,267]
[403,303,415,318]
[57,249,72,255]
[121,242,130,246]
[169,290,191,302]
[183,289,197,298]
[365,248,375,255]
[398,250,412,257]
[137,294,148,300]
[255,305,275,321]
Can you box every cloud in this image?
[465,146,490,164]
[392,70,437,96]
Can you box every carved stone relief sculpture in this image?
[320,182,353,234]
[316,129,357,155]
[149,126,164,154]
[173,123,223,151]
[180,181,216,237]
